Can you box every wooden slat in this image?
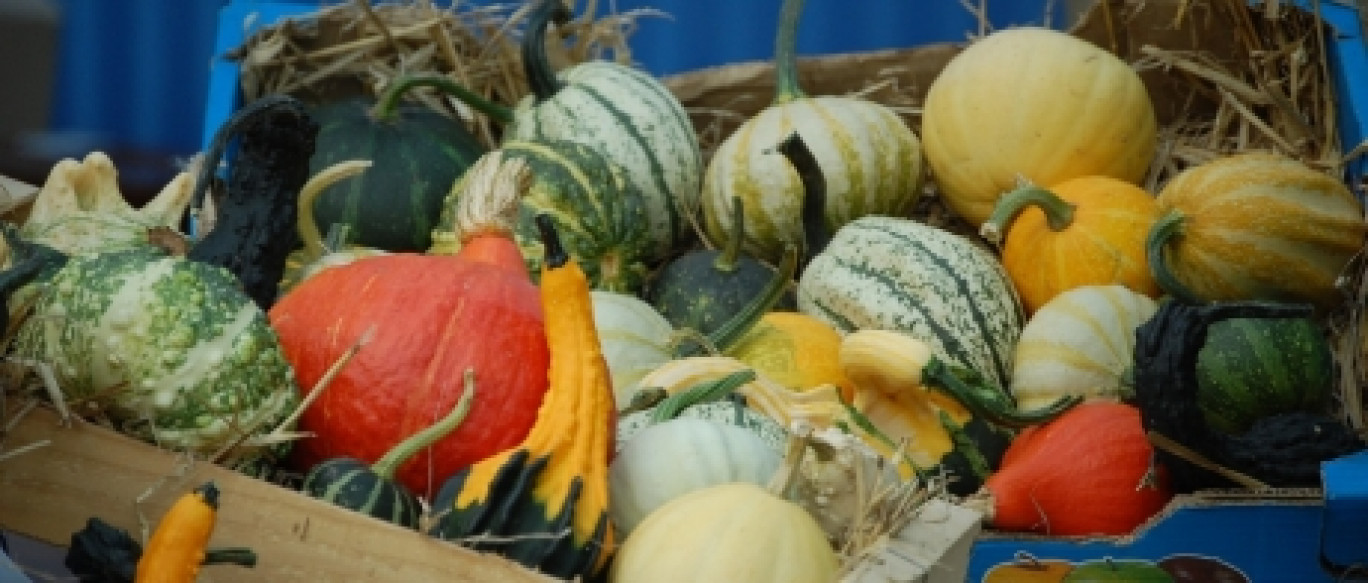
[0,405,559,583]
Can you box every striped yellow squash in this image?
[700,0,924,264]
[1009,285,1157,410]
[1148,152,1367,309]
[921,27,1156,226]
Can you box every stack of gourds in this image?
[4,0,1365,581]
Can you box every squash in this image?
[305,76,485,252]
[135,482,232,583]
[967,401,1173,536]
[1009,285,1158,410]
[980,177,1162,314]
[301,370,475,528]
[591,290,675,409]
[430,139,653,293]
[921,27,1157,226]
[798,215,1024,390]
[617,369,789,456]
[609,417,782,536]
[728,311,855,402]
[700,0,923,263]
[1196,315,1334,434]
[1147,152,1366,309]
[269,152,549,499]
[429,215,615,579]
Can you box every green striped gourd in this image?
[506,0,702,260]
[797,216,1023,390]
[700,0,924,264]
[430,140,653,293]
[1197,315,1334,434]
[1010,285,1158,410]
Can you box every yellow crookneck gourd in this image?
[429,214,614,579]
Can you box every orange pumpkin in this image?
[980,176,1162,314]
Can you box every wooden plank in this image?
[0,405,559,583]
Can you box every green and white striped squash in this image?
[11,247,298,461]
[591,290,676,409]
[617,399,788,457]
[1010,285,1158,410]
[508,2,702,261]
[430,140,653,293]
[699,0,924,264]
[609,417,783,536]
[797,216,1023,390]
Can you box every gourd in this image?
[430,139,653,293]
[134,482,250,583]
[921,27,1157,226]
[301,370,475,528]
[305,76,485,252]
[429,215,615,579]
[591,290,675,409]
[609,442,839,583]
[269,152,550,499]
[1147,152,1367,309]
[798,215,1024,390]
[728,311,855,402]
[700,0,923,263]
[1009,285,1158,410]
[1196,315,1334,434]
[609,417,782,536]
[979,176,1162,314]
[967,401,1173,536]
[617,369,789,456]
[840,329,1080,495]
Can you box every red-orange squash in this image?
[269,153,549,499]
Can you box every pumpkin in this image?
[921,27,1156,226]
[968,401,1173,536]
[301,370,476,528]
[1147,152,1367,309]
[591,290,675,409]
[609,417,782,536]
[728,311,855,402]
[1009,285,1158,410]
[617,369,789,456]
[980,177,1162,314]
[1196,315,1334,434]
[269,152,549,499]
[700,0,923,263]
[429,214,615,579]
[430,139,653,293]
[798,215,1024,390]
[305,76,485,252]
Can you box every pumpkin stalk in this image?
[648,369,758,422]
[370,369,478,480]
[372,74,515,125]
[1145,210,1205,304]
[979,185,1077,245]
[712,196,747,272]
[296,160,373,258]
[523,0,574,102]
[772,0,809,103]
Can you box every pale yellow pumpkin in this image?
[921,27,1156,226]
[728,311,856,402]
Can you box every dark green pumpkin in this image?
[301,371,476,528]
[307,79,486,252]
[430,139,654,294]
[1195,316,1334,434]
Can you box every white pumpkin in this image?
[1010,285,1158,409]
[591,290,674,409]
[609,418,782,536]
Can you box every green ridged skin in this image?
[1196,316,1334,434]
[11,248,298,461]
[797,216,1025,390]
[308,97,485,252]
[301,458,422,528]
[431,140,653,294]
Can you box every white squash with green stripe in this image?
[797,216,1023,390]
[591,290,676,409]
[1010,285,1158,410]
[700,0,924,264]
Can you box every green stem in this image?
[773,0,809,103]
[1146,210,1206,304]
[674,244,799,358]
[921,358,1081,428]
[371,74,514,125]
[713,196,747,272]
[371,369,477,480]
[649,370,757,422]
[523,0,573,102]
[979,185,1076,245]
[771,132,827,264]
[203,548,258,567]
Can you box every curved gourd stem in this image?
[979,185,1077,245]
[921,357,1082,428]
[371,369,478,480]
[772,0,809,104]
[648,369,757,422]
[1145,210,1206,304]
[673,243,799,358]
[772,132,828,265]
[296,160,373,258]
[371,74,514,125]
[712,196,747,273]
[523,0,574,102]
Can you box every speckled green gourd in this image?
[11,247,298,459]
